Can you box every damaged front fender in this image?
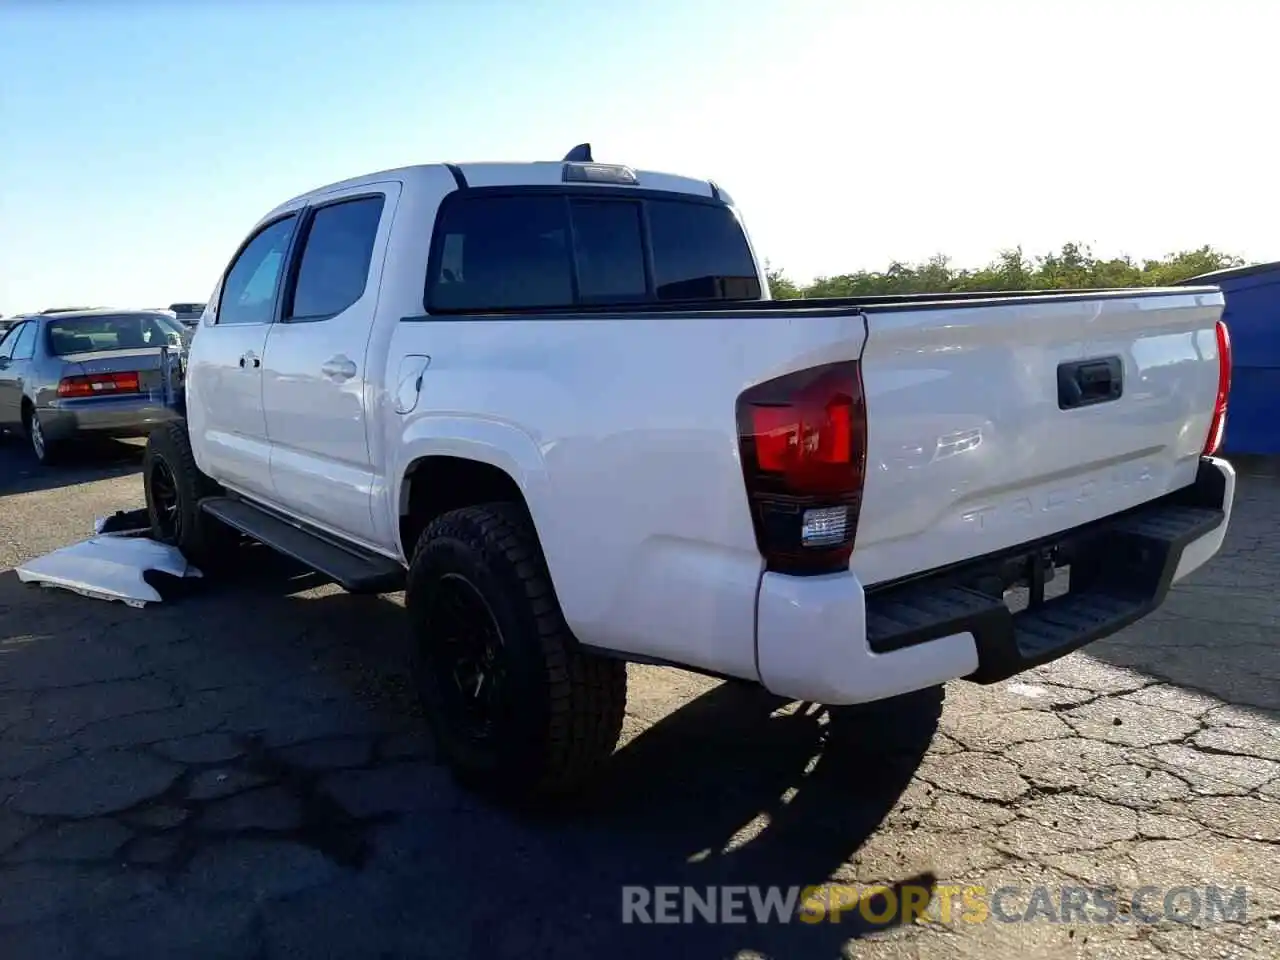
[15,524,201,608]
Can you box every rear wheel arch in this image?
[21,397,55,464]
[399,455,538,563]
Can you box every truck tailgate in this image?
[852,290,1226,587]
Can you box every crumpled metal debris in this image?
[15,509,201,607]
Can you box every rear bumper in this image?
[755,456,1235,705]
[39,397,182,441]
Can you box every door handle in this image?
[322,356,358,381]
[238,352,261,369]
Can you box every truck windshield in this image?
[45,313,183,356]
[427,191,762,312]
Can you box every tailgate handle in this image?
[1058,356,1123,409]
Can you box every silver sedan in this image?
[0,309,187,465]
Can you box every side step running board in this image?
[200,497,405,594]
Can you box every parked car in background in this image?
[145,148,1235,806]
[168,302,206,327]
[142,308,196,346]
[0,308,187,464]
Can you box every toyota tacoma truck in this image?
[144,145,1236,804]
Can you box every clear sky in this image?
[2,0,1276,315]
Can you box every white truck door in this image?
[259,183,399,546]
[187,212,300,498]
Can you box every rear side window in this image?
[287,195,385,321]
[10,321,37,360]
[426,191,761,313]
[0,322,26,359]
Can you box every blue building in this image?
[1181,261,1280,455]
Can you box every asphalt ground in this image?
[0,435,1277,959]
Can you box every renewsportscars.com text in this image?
[621,884,1249,926]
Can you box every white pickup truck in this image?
[145,145,1236,804]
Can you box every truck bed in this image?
[387,283,1226,673]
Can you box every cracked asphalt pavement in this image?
[1,438,1278,959]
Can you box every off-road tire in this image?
[406,502,627,805]
[143,421,238,571]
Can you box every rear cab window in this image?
[425,188,761,313]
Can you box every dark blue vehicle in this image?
[1181,261,1280,455]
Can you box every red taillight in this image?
[57,371,141,399]
[1203,320,1231,456]
[736,360,868,575]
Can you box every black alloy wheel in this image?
[148,455,183,543]
[422,572,507,744]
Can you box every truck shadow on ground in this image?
[0,434,144,497]
[229,552,942,954]
[1084,470,1280,715]
[0,544,940,957]
[566,683,944,954]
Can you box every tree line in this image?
[763,243,1246,299]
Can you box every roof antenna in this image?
[563,143,593,162]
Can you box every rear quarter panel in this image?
[383,310,867,678]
